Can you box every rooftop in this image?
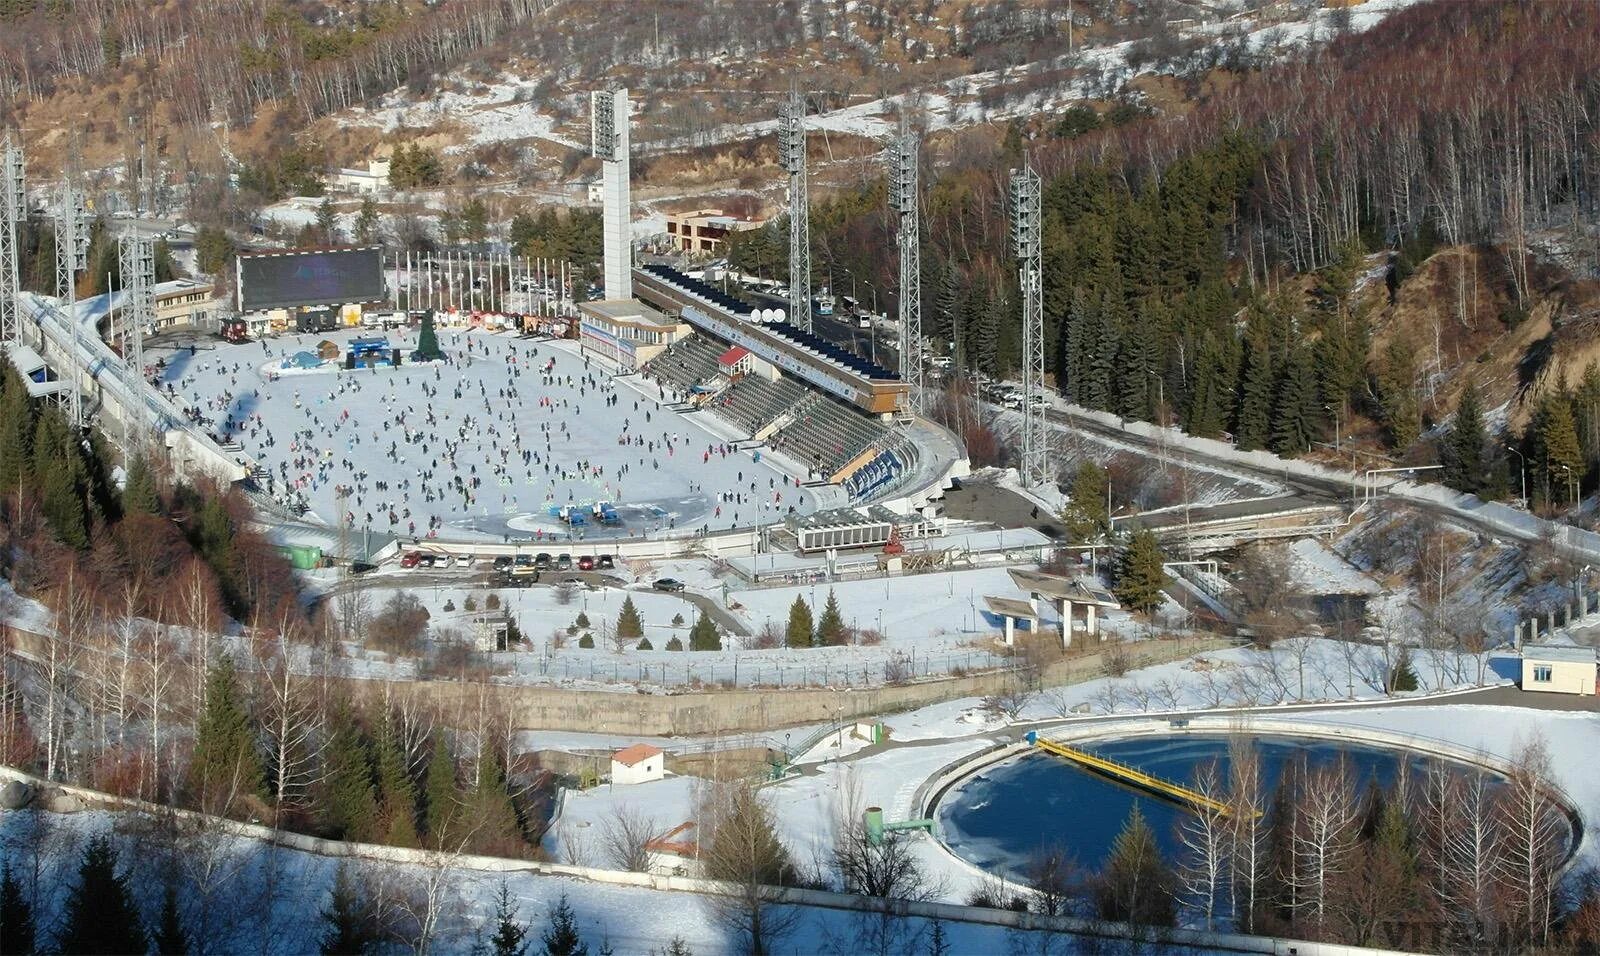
[580,298,676,329]
[612,743,664,766]
[1522,643,1598,664]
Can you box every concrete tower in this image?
[591,87,632,301]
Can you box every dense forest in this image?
[732,1,1600,501]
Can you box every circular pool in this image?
[933,732,1572,883]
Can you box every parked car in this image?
[577,555,596,571]
[456,554,477,567]
[418,554,438,568]
[560,576,585,589]
[597,555,615,570]
[492,556,513,571]
[556,554,573,571]
[653,578,686,593]
[400,551,422,569]
[534,552,553,570]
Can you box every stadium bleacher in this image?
[640,263,753,317]
[764,321,898,382]
[713,374,813,435]
[641,336,725,395]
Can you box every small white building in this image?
[585,179,605,204]
[1520,643,1597,695]
[331,158,391,194]
[610,743,665,785]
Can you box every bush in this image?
[637,637,653,651]
[665,637,683,652]
[443,599,455,612]
[368,591,431,655]
[575,612,591,629]
[486,593,501,611]
[578,634,595,649]
[464,595,477,612]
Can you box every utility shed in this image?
[610,743,665,785]
[1520,643,1597,695]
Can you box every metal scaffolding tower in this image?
[0,133,22,345]
[890,128,922,416]
[778,86,811,331]
[55,179,88,427]
[1010,163,1046,488]
[117,233,153,435]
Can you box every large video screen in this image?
[237,248,384,311]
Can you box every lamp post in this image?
[1504,444,1527,508]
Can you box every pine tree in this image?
[615,597,643,640]
[636,637,652,651]
[1534,391,1585,504]
[319,864,377,956]
[422,731,459,844]
[1113,529,1168,615]
[784,595,814,649]
[153,881,189,956]
[0,861,35,956]
[815,589,846,646]
[355,196,378,245]
[374,712,419,847]
[1234,327,1274,451]
[1443,380,1488,495]
[417,311,442,361]
[665,637,684,652]
[122,452,160,514]
[188,655,266,810]
[56,836,148,955]
[540,893,587,956]
[1376,336,1421,451]
[467,746,524,855]
[1390,645,1420,693]
[689,609,721,651]
[316,197,338,244]
[0,369,35,495]
[1095,806,1176,926]
[1269,347,1319,456]
[318,702,378,841]
[489,882,529,956]
[1060,461,1109,541]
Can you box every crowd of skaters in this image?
[157,329,809,541]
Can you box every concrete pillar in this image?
[1003,615,1014,647]
[1548,611,1557,636]
[1061,599,1074,649]
[1085,603,1098,636]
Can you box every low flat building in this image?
[331,158,391,194]
[152,278,219,331]
[665,208,764,256]
[577,299,689,370]
[1520,643,1597,695]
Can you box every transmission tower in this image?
[117,233,153,438]
[890,128,922,416]
[55,179,89,428]
[778,86,811,331]
[1009,163,1046,488]
[0,132,23,346]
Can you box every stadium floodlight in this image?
[891,129,921,415]
[0,132,23,344]
[1010,164,1046,489]
[779,86,811,332]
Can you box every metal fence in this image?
[503,646,1010,689]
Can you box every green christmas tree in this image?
[688,609,721,651]
[1113,529,1169,615]
[615,597,643,640]
[1095,806,1176,926]
[319,864,377,956]
[1443,380,1488,495]
[1061,461,1109,541]
[318,702,378,841]
[188,655,266,811]
[56,836,148,955]
[489,882,529,956]
[815,589,846,646]
[539,893,588,956]
[374,711,419,847]
[784,595,814,648]
[416,310,443,362]
[152,881,189,956]
[422,731,459,844]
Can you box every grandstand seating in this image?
[764,320,897,381]
[768,393,888,478]
[713,374,812,435]
[642,336,725,395]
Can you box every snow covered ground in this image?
[152,329,814,542]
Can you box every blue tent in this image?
[285,351,322,369]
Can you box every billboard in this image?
[237,247,384,312]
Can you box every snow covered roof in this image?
[611,743,664,766]
[1522,644,1598,664]
[984,596,1038,620]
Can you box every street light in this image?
[1504,444,1527,508]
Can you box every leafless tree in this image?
[698,776,802,955]
[600,803,660,873]
[1227,733,1267,934]
[1292,757,1358,932]
[1177,758,1230,930]
[1496,736,1564,947]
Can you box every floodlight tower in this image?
[778,86,811,331]
[0,132,23,345]
[117,234,153,434]
[55,178,89,427]
[890,127,922,415]
[1009,163,1046,488]
[590,87,632,301]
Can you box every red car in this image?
[400,551,422,569]
[577,555,596,571]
